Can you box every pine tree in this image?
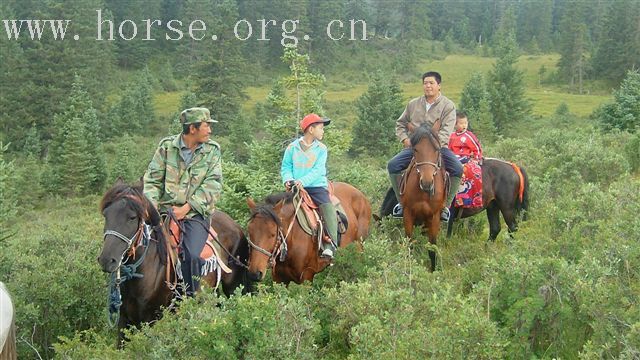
[459,72,496,142]
[473,97,497,143]
[517,0,552,52]
[591,0,640,84]
[107,69,155,136]
[0,2,33,149]
[487,34,530,134]
[110,134,134,183]
[0,142,17,235]
[351,73,404,156]
[175,0,218,75]
[192,0,247,136]
[459,72,488,117]
[247,46,326,175]
[7,0,114,147]
[308,0,342,63]
[104,0,161,68]
[594,70,640,133]
[48,76,106,195]
[23,123,43,158]
[557,2,589,93]
[281,45,325,130]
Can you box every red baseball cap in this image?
[300,113,331,132]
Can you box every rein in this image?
[105,221,151,327]
[248,187,304,268]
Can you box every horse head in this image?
[245,193,294,281]
[97,181,161,273]
[411,124,442,196]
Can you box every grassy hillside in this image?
[239,54,610,121]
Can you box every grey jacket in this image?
[395,94,456,147]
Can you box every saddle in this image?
[163,215,232,277]
[294,183,348,244]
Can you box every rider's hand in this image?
[172,203,191,220]
[286,180,302,191]
[403,139,411,148]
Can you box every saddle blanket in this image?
[454,159,483,208]
[168,219,231,276]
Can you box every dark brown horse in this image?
[381,156,530,242]
[246,182,371,285]
[396,125,447,271]
[97,181,251,346]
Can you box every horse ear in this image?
[246,197,256,210]
[115,177,125,186]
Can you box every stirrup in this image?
[392,203,403,218]
[321,248,334,259]
[440,207,450,222]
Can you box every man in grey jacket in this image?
[387,71,462,221]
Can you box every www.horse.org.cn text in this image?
[2,10,369,46]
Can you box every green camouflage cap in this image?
[179,107,218,125]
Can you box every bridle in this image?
[103,221,145,264]
[414,134,442,196]
[247,225,287,269]
[247,190,304,269]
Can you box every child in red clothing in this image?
[448,112,484,208]
[448,112,482,164]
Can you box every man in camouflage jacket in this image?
[143,107,222,296]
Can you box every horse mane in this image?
[249,192,293,227]
[410,124,441,150]
[100,182,168,264]
[264,191,293,205]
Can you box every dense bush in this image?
[2,114,639,359]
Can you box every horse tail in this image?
[510,164,530,221]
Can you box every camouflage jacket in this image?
[143,134,222,219]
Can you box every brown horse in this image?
[397,125,446,271]
[97,181,251,346]
[0,282,16,360]
[381,159,529,241]
[246,182,371,284]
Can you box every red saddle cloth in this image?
[168,218,217,261]
[454,159,483,208]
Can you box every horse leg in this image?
[486,202,501,241]
[403,212,415,239]
[426,216,440,272]
[116,315,130,349]
[446,207,458,238]
[501,207,519,238]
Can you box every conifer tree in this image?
[594,70,640,133]
[557,2,589,93]
[351,73,404,156]
[48,76,106,195]
[0,142,16,235]
[459,72,496,141]
[487,34,530,134]
[192,0,247,135]
[107,69,155,136]
[591,0,640,84]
